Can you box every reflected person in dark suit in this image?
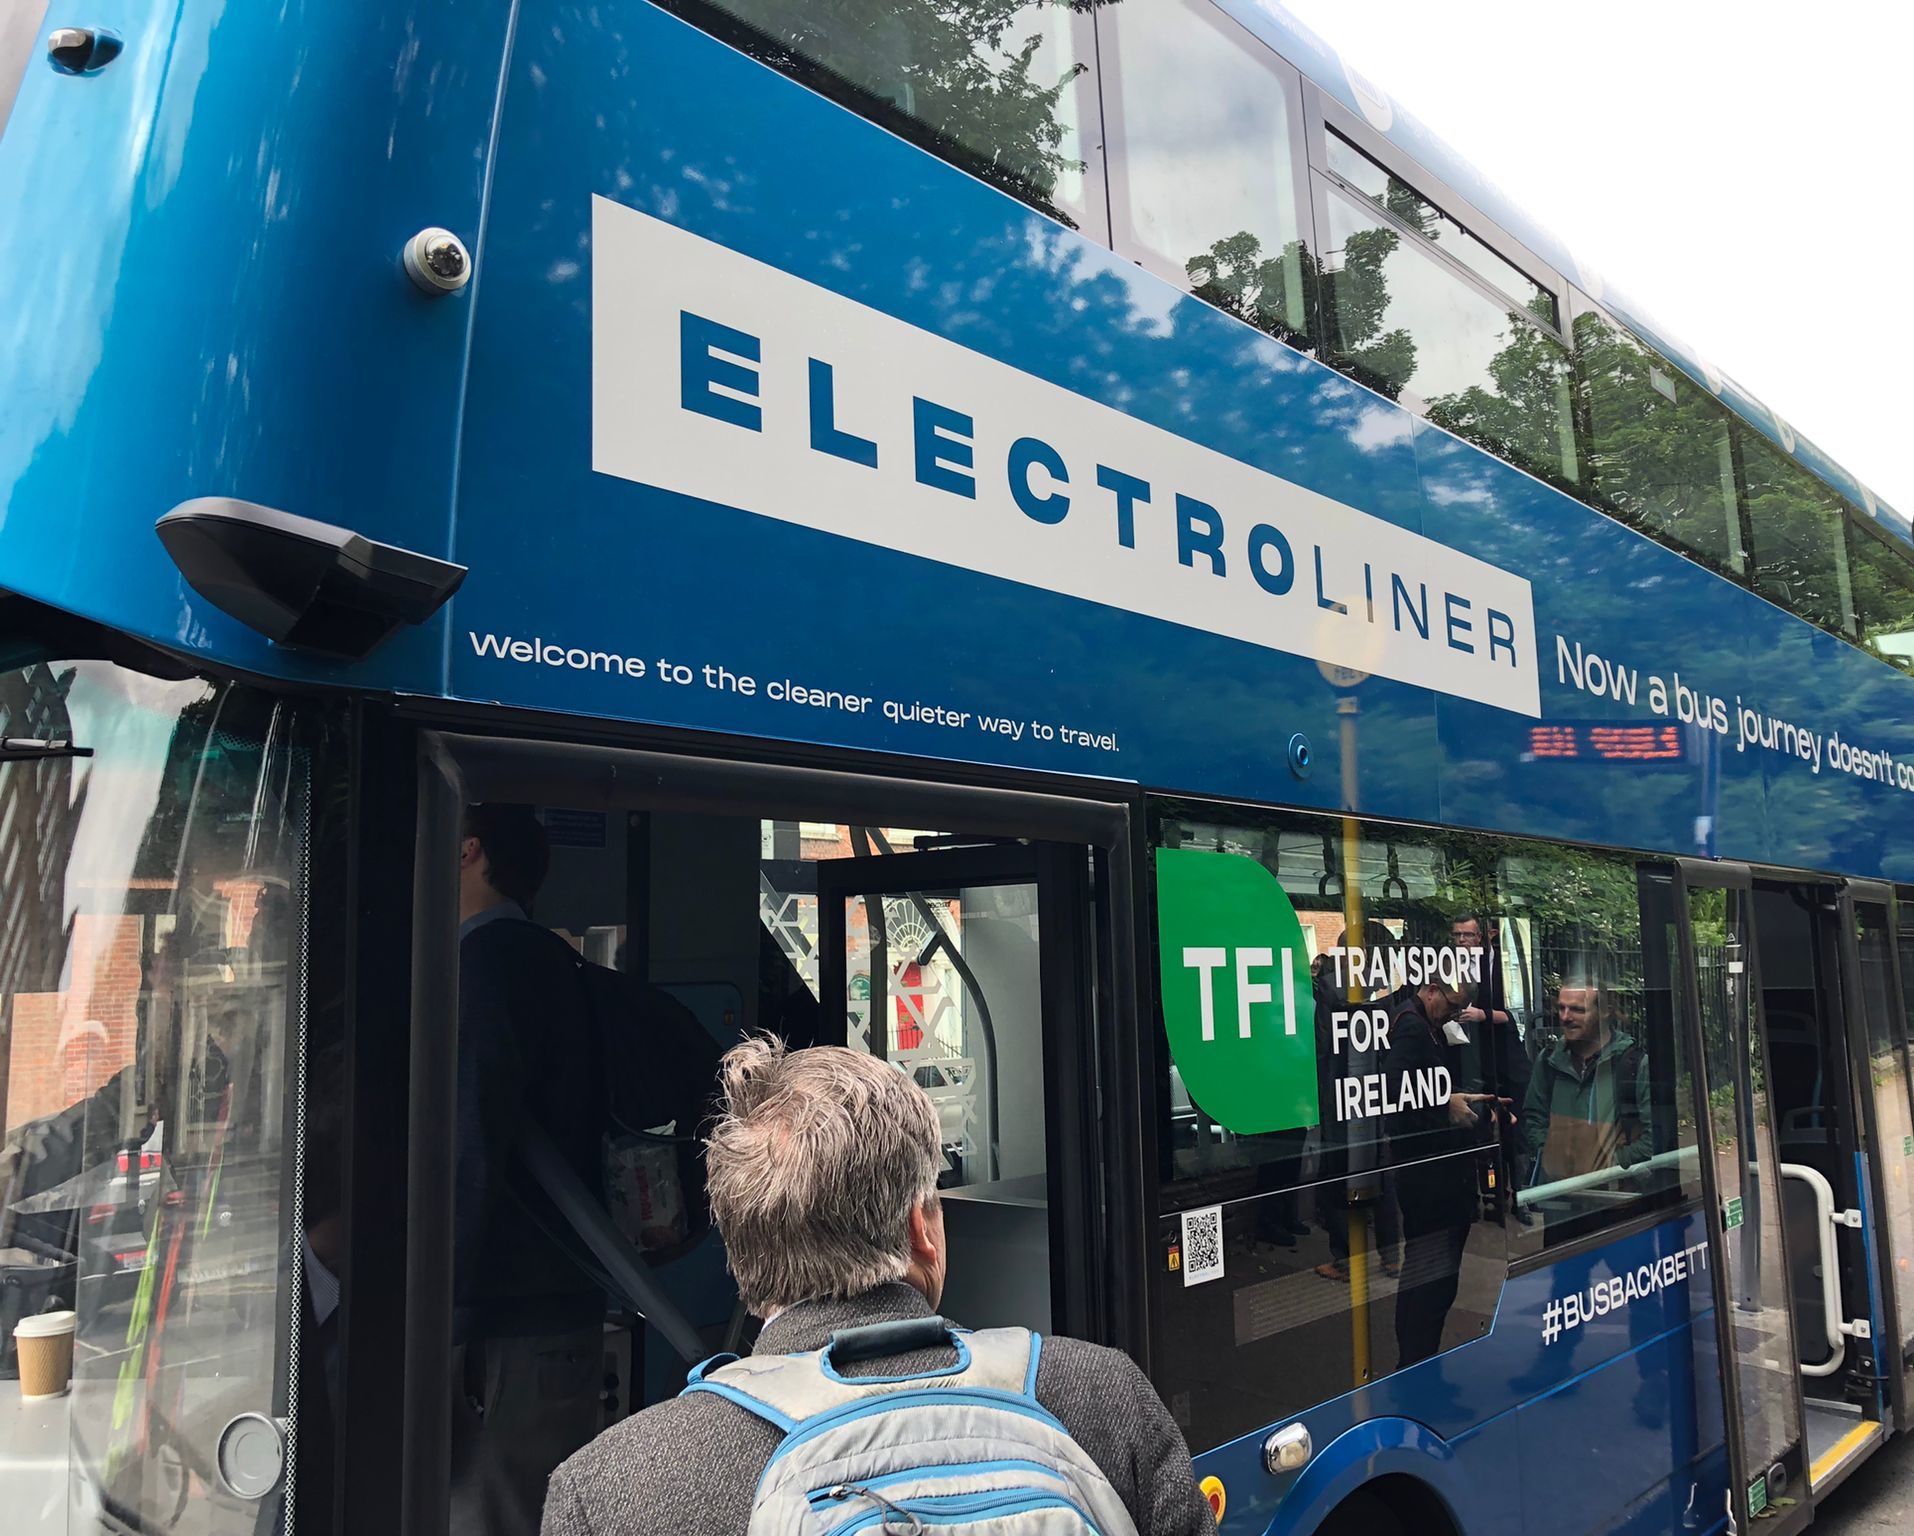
[1387,971,1504,1368]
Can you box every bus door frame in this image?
[1674,859,1812,1536]
[813,839,1104,1339]
[1835,879,1913,1432]
[397,727,1148,1536]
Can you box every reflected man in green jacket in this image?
[1521,974,1655,1185]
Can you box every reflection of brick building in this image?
[5,876,265,1131]
[6,914,144,1129]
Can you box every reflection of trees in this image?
[1187,212,1574,485]
[667,0,1111,225]
[1322,227,1417,394]
[1186,232,1312,351]
[1423,298,1576,491]
[1184,225,1415,388]
[1847,526,1914,663]
[1570,313,1739,573]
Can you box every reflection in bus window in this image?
[1574,308,1747,578]
[1502,856,1699,1257]
[1845,519,1914,673]
[1741,430,1856,639]
[1323,187,1578,487]
[659,0,1099,228]
[1146,809,1511,1447]
[1103,0,1311,346]
[1145,804,1702,1446]
[0,662,312,1533]
[1326,129,1557,327]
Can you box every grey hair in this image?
[704,1035,942,1316]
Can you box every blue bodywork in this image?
[3,3,1911,880]
[1191,1212,1730,1536]
[0,8,1898,1532]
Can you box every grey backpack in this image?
[682,1316,1142,1533]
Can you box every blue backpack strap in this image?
[685,1352,739,1385]
[1024,1331,1043,1400]
[680,1364,799,1433]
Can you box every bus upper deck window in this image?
[1323,186,1578,487]
[1103,0,1311,348]
[1325,129,1558,329]
[661,0,1098,229]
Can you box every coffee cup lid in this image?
[14,1309,77,1339]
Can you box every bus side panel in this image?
[1190,1213,1724,1534]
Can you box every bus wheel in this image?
[1316,1479,1451,1536]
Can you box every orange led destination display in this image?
[1524,722,1687,763]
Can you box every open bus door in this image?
[1835,883,1914,1430]
[1674,861,1811,1535]
[813,838,1106,1343]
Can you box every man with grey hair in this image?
[542,1037,1216,1535]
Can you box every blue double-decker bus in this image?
[4,4,1914,1534]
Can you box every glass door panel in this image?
[1850,896,1914,1401]
[1678,866,1809,1533]
[0,664,311,1533]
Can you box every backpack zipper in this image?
[824,1489,1102,1535]
[806,1460,1067,1507]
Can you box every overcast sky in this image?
[1275,0,1913,514]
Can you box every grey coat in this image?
[541,1283,1217,1535]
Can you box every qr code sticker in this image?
[1181,1204,1225,1287]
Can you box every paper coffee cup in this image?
[15,1310,77,1401]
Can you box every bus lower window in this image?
[1145,803,1699,1447]
[435,804,1072,1519]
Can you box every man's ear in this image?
[907,1198,938,1263]
[459,835,482,871]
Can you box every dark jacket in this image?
[456,915,605,1338]
[1385,997,1484,1228]
[541,1283,1217,1536]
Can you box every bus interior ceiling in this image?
[519,803,1059,1418]
[1751,882,1875,1466]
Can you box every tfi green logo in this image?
[1156,847,1318,1134]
